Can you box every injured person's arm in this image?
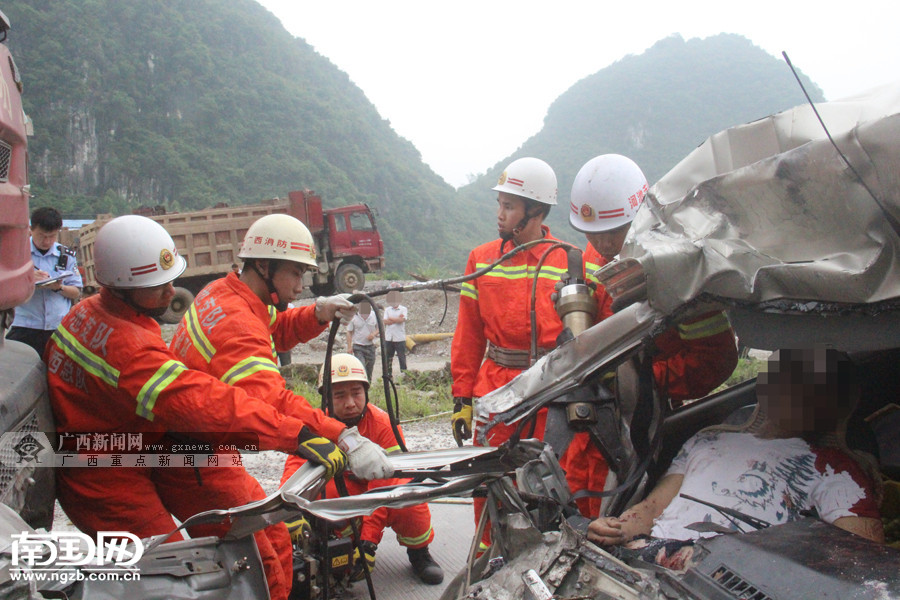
[587,474,684,546]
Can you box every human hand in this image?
[295,427,346,479]
[451,398,472,446]
[339,427,394,480]
[315,294,356,323]
[587,516,628,546]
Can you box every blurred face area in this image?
[496,192,527,240]
[387,290,401,308]
[126,282,175,318]
[31,226,60,252]
[585,222,631,263]
[755,349,855,437]
[270,260,306,304]
[332,381,368,423]
[359,302,372,317]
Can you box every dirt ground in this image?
[287,280,461,377]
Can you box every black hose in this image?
[528,241,578,365]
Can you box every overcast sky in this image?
[257,0,900,188]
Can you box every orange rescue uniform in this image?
[451,226,569,444]
[168,273,348,597]
[282,405,434,548]
[169,272,346,441]
[45,289,306,600]
[560,245,739,518]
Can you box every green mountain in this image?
[458,34,825,245]
[7,0,824,271]
[6,0,478,271]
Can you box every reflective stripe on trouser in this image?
[360,504,435,549]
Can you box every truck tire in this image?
[336,263,365,293]
[159,286,195,324]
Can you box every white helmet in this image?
[238,213,317,268]
[492,157,558,205]
[94,215,187,289]
[569,154,649,233]
[318,353,370,393]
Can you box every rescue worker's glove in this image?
[285,513,311,544]
[338,426,394,480]
[296,427,347,479]
[315,293,356,323]
[350,540,378,581]
[452,397,473,446]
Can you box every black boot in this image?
[407,546,444,585]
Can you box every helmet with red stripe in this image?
[492,157,557,205]
[569,154,648,233]
[238,213,317,268]
[318,353,370,392]
[94,215,187,289]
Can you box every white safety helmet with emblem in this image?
[569,154,649,233]
[94,215,187,289]
[318,353,370,393]
[492,157,558,205]
[238,213,317,268]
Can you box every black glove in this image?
[295,427,346,479]
[451,397,473,446]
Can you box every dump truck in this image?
[67,190,385,323]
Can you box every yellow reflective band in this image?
[476,262,565,282]
[184,304,215,363]
[52,327,120,388]
[398,526,433,547]
[460,282,478,301]
[222,355,281,385]
[136,359,187,421]
[268,305,277,327]
[677,312,732,341]
[585,261,602,285]
[384,445,401,454]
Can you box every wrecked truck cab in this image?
[458,83,900,599]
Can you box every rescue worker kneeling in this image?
[281,354,445,585]
[45,216,351,600]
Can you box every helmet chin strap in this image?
[112,289,169,319]
[251,260,288,311]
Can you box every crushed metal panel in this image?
[652,81,900,207]
[622,107,900,316]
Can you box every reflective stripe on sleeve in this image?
[222,355,281,385]
[184,304,216,363]
[460,282,478,301]
[268,305,278,327]
[51,328,120,388]
[677,312,732,340]
[384,445,401,454]
[135,359,188,421]
[585,261,602,285]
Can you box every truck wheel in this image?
[159,286,195,324]
[336,263,365,293]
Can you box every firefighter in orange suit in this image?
[45,216,350,600]
[562,154,738,517]
[281,354,444,585]
[168,214,394,585]
[450,157,568,551]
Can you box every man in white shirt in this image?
[347,302,378,380]
[383,289,408,376]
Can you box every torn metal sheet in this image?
[146,446,525,551]
[618,83,900,317]
[474,302,661,438]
